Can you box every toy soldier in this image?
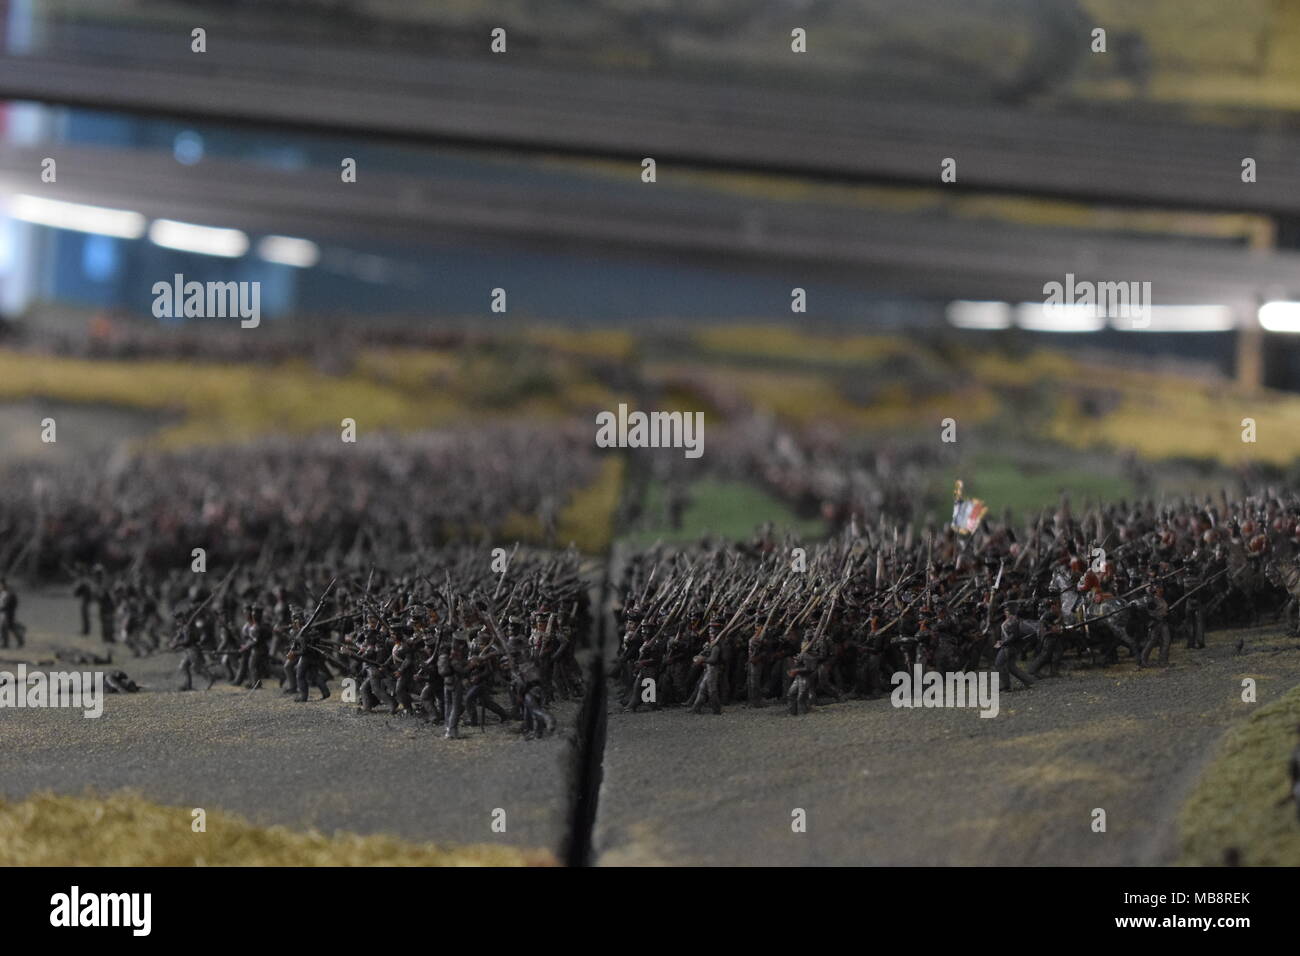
[170,615,217,691]
[281,609,305,696]
[0,578,23,649]
[72,566,95,636]
[438,633,469,738]
[994,608,1037,691]
[617,617,645,704]
[786,640,818,715]
[747,624,770,707]
[857,614,889,699]
[356,635,395,714]
[389,633,416,715]
[464,632,510,727]
[1140,583,1172,666]
[270,585,292,657]
[528,610,557,702]
[1027,600,1064,678]
[415,628,444,722]
[1182,565,1206,650]
[625,629,664,712]
[103,669,140,693]
[235,604,271,689]
[212,613,241,683]
[505,640,556,740]
[292,626,331,703]
[661,626,694,706]
[689,620,725,715]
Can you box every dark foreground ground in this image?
[594,625,1300,865]
[0,591,578,856]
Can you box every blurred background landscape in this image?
[3,0,1300,553]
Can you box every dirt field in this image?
[0,590,578,858]
[594,625,1300,865]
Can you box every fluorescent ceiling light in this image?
[946,300,1011,330]
[149,219,248,258]
[8,194,145,239]
[1015,303,1105,332]
[257,235,319,268]
[1112,305,1235,333]
[1259,301,1300,333]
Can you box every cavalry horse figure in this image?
[1049,565,1143,665]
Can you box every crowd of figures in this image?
[15,470,1300,734]
[614,490,1300,715]
[65,548,590,740]
[0,427,596,578]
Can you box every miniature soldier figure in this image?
[747,625,770,707]
[96,576,116,644]
[995,608,1037,691]
[293,627,331,703]
[0,578,23,649]
[415,629,444,722]
[786,641,818,715]
[103,669,140,694]
[626,630,664,712]
[438,634,469,738]
[72,567,95,636]
[357,635,395,714]
[661,626,693,706]
[235,604,271,689]
[1027,600,1064,678]
[1140,584,1172,666]
[170,616,217,691]
[281,609,305,695]
[690,620,725,715]
[389,634,415,715]
[464,634,510,728]
[505,642,556,740]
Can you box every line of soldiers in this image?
[157,548,588,741]
[0,425,596,579]
[615,489,1300,715]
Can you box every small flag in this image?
[951,479,987,535]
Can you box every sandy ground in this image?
[593,625,1300,865]
[0,590,578,855]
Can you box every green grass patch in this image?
[621,478,825,547]
[1179,682,1300,866]
[0,791,554,866]
[926,455,1137,526]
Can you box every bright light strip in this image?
[946,300,1012,330]
[8,194,145,239]
[1111,305,1235,333]
[149,218,248,258]
[1259,301,1300,333]
[1015,302,1105,332]
[256,235,319,268]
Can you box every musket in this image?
[184,563,240,629]
[800,590,838,653]
[714,575,764,642]
[492,542,519,601]
[1167,566,1231,613]
[299,576,338,636]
